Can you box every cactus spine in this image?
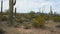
[9,0,16,25]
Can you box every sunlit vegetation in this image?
[32,16,45,28]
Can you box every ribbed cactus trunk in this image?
[9,0,16,25]
[0,0,3,21]
[15,8,16,18]
[1,0,3,14]
[14,8,16,21]
[50,6,53,15]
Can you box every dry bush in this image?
[32,16,45,28]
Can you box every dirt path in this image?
[17,28,60,34]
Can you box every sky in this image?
[0,0,60,13]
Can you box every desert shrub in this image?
[16,17,25,23]
[1,15,8,21]
[16,18,23,23]
[32,16,45,28]
[0,28,5,34]
[23,22,31,29]
[16,17,30,23]
[13,23,21,28]
[53,17,60,22]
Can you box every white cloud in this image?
[0,0,60,13]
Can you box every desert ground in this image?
[0,21,60,34]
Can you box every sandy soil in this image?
[0,21,60,34]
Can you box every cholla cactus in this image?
[9,0,16,25]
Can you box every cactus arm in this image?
[15,8,16,17]
[13,0,16,6]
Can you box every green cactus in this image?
[15,8,16,18]
[9,0,16,25]
[1,0,3,14]
[13,0,16,6]
[49,6,53,15]
[14,7,16,21]
[0,0,3,21]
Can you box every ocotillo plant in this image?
[9,0,16,25]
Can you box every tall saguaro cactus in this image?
[42,8,44,13]
[9,0,16,25]
[49,6,53,15]
[14,7,16,21]
[0,0,3,21]
[1,0,3,14]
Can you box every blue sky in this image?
[0,0,60,13]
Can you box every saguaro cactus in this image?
[49,6,53,15]
[1,0,3,14]
[15,8,16,18]
[0,0,3,21]
[9,0,16,25]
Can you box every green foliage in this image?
[0,28,5,34]
[29,11,36,18]
[23,22,31,29]
[16,17,30,23]
[32,16,45,28]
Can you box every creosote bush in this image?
[32,16,45,28]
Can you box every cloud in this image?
[0,0,60,13]
[16,0,53,13]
